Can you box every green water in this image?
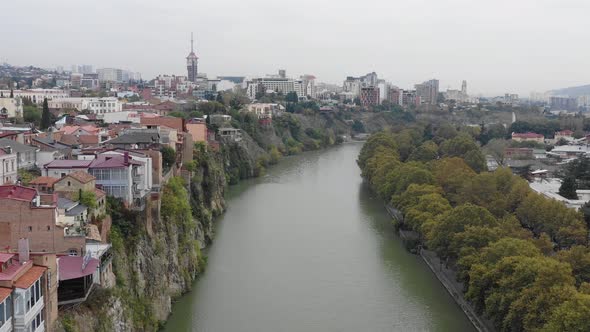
[164,143,474,332]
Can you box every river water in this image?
[164,143,474,332]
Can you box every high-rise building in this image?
[415,79,439,105]
[97,68,123,82]
[187,33,199,83]
[360,87,380,107]
[550,96,578,111]
[461,80,467,95]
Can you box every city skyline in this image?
[3,0,590,96]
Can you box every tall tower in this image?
[461,80,467,95]
[186,32,199,83]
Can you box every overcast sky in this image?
[2,0,589,96]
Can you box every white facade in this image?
[48,97,122,114]
[0,89,69,105]
[0,150,18,185]
[0,98,23,118]
[13,279,45,332]
[97,68,123,82]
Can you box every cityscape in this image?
[1,1,590,332]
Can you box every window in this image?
[28,226,32,232]
[47,226,50,231]
[67,181,71,186]
[68,249,78,256]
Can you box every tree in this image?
[40,98,51,130]
[408,140,438,162]
[484,139,509,166]
[215,92,224,104]
[9,89,13,98]
[540,292,590,331]
[161,146,176,169]
[285,91,298,103]
[75,189,97,210]
[23,105,41,126]
[351,120,365,133]
[559,176,579,200]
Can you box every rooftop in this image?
[14,265,46,289]
[58,256,99,281]
[0,185,37,202]
[29,176,60,187]
[89,154,143,169]
[0,287,11,303]
[44,159,92,169]
[0,138,38,153]
[0,253,15,264]
[65,170,96,184]
[512,132,544,139]
[107,131,160,145]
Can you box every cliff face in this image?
[57,148,226,332]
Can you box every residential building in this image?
[0,139,37,171]
[48,97,122,114]
[97,68,123,83]
[28,177,59,193]
[218,128,242,142]
[186,119,207,143]
[0,248,55,332]
[554,130,575,142]
[511,132,544,143]
[0,98,23,119]
[0,185,86,256]
[106,129,161,150]
[360,87,380,107]
[0,148,17,186]
[245,103,284,119]
[550,96,578,111]
[0,89,69,105]
[415,79,439,105]
[53,171,106,217]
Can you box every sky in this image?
[2,0,590,96]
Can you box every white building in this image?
[246,103,284,118]
[245,71,316,100]
[0,98,23,118]
[48,97,122,114]
[0,89,69,105]
[0,147,18,185]
[97,68,123,82]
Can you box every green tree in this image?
[75,189,97,210]
[408,140,438,162]
[559,176,579,200]
[161,146,176,169]
[540,292,590,331]
[9,89,13,98]
[40,98,51,129]
[23,105,41,126]
[285,91,298,103]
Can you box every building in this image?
[0,247,57,332]
[97,68,123,83]
[0,98,23,118]
[554,130,575,142]
[360,87,380,107]
[0,185,86,256]
[0,148,17,185]
[186,119,207,143]
[550,96,578,111]
[48,97,122,114]
[511,132,544,143]
[186,33,199,83]
[218,128,242,142]
[28,176,59,194]
[0,139,37,171]
[105,129,161,150]
[245,103,284,119]
[54,171,106,217]
[415,79,439,105]
[0,89,69,105]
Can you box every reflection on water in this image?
[165,143,474,332]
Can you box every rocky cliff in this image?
[57,147,226,332]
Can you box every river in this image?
[164,143,474,332]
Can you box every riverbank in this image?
[384,204,494,332]
[164,144,474,332]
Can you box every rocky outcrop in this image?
[57,148,226,332]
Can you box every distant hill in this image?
[549,84,590,97]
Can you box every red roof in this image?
[89,154,143,169]
[0,287,12,303]
[29,176,60,187]
[44,160,92,169]
[512,132,544,139]
[0,253,15,264]
[94,188,106,198]
[65,171,96,184]
[14,266,46,289]
[58,256,99,281]
[140,116,184,132]
[556,130,574,136]
[78,135,100,145]
[0,185,37,202]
